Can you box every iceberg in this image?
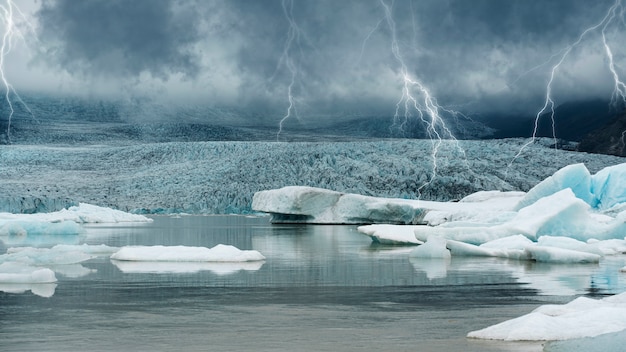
[110,244,266,262]
[514,163,595,210]
[0,203,151,239]
[253,186,522,225]
[468,292,626,341]
[591,163,626,210]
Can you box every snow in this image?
[468,292,626,341]
[110,244,266,262]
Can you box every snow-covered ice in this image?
[468,292,626,341]
[110,244,266,262]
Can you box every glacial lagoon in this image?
[2,215,626,352]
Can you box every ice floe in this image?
[0,203,152,238]
[468,292,626,341]
[110,244,266,262]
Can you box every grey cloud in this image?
[36,0,202,79]
[29,0,626,118]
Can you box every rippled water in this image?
[2,216,626,351]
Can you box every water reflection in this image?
[0,283,57,297]
[111,260,264,275]
[2,215,625,298]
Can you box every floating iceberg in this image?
[253,186,523,225]
[110,244,266,262]
[468,292,626,341]
[0,203,151,238]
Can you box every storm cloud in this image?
[21,0,626,118]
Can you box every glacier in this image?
[1,139,623,214]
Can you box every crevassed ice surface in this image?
[1,139,623,214]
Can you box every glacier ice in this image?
[2,139,623,215]
[591,163,626,210]
[253,186,523,225]
[514,163,595,210]
[468,292,626,341]
[110,244,266,262]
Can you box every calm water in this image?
[2,215,626,352]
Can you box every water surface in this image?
[2,216,625,351]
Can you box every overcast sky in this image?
[5,0,626,121]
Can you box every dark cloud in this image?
[36,0,202,79]
[29,0,626,118]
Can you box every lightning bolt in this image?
[275,0,301,142]
[0,0,36,145]
[510,0,626,167]
[378,0,469,197]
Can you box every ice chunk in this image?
[110,244,266,262]
[253,186,522,225]
[480,235,535,250]
[524,246,601,264]
[414,189,621,244]
[0,220,83,237]
[0,262,57,283]
[356,224,422,245]
[537,236,604,256]
[409,236,450,259]
[515,163,595,210]
[591,163,626,210]
[252,186,425,224]
[447,240,527,259]
[0,203,151,224]
[468,292,626,341]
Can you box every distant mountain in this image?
[478,99,617,142]
[578,109,626,157]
